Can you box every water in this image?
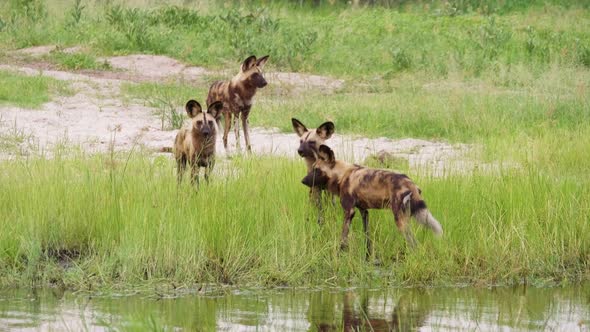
[0,285,589,331]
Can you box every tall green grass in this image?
[0,149,588,289]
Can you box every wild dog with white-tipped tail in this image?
[302,145,442,259]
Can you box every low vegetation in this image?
[47,51,111,71]
[0,69,70,108]
[0,1,589,78]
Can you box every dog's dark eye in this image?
[196,121,202,126]
[208,121,213,126]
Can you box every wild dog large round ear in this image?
[256,55,269,68]
[241,55,257,72]
[207,101,224,119]
[291,118,308,137]
[185,100,202,118]
[317,121,335,139]
[318,144,334,162]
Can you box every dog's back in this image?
[341,166,443,235]
[342,167,418,209]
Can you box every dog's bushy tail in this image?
[414,207,443,236]
[403,188,443,236]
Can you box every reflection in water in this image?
[309,290,429,331]
[0,284,589,331]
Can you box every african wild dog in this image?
[174,100,223,186]
[302,145,443,258]
[292,118,335,224]
[206,55,269,153]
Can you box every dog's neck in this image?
[318,160,352,195]
[317,160,346,181]
[230,75,257,102]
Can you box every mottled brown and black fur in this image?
[206,55,269,152]
[174,100,223,186]
[303,145,443,258]
[292,118,335,224]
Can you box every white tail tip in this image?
[415,209,443,236]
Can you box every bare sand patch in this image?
[0,62,484,175]
[0,64,175,157]
[103,54,344,94]
[7,49,345,93]
[104,54,211,80]
[12,45,86,57]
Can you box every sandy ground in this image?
[1,50,480,175]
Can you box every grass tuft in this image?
[47,51,111,71]
[0,70,70,108]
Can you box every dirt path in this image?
[0,52,475,175]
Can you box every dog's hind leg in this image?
[393,207,417,249]
[394,193,418,248]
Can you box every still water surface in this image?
[0,285,589,331]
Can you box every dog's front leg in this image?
[204,158,215,183]
[360,209,371,260]
[310,186,323,225]
[190,164,200,188]
[241,112,252,153]
[340,195,356,251]
[233,113,241,150]
[176,156,186,185]
[223,113,232,152]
